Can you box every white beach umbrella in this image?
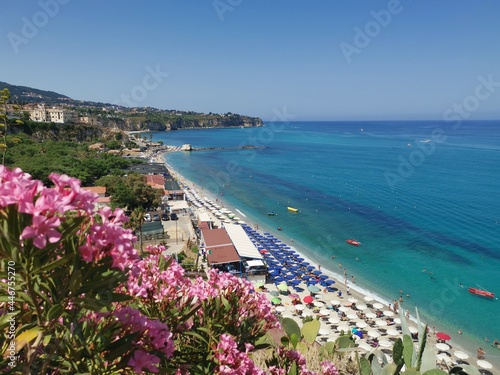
[436,343,451,352]
[437,353,452,364]
[328,316,340,324]
[453,351,469,360]
[337,324,351,333]
[356,321,368,329]
[318,327,331,336]
[314,301,325,308]
[319,309,331,316]
[275,306,286,313]
[409,326,418,334]
[356,303,368,311]
[338,306,350,312]
[386,328,400,336]
[347,313,359,320]
[364,296,374,302]
[379,339,393,349]
[375,320,388,327]
[357,342,373,352]
[393,318,401,324]
[365,312,377,319]
[373,302,384,310]
[348,297,359,304]
[367,330,381,338]
[295,304,305,311]
[383,310,394,317]
[330,299,341,306]
[476,360,493,370]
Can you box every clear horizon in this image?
[1,1,500,121]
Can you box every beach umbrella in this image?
[318,327,331,336]
[375,320,387,327]
[364,296,374,302]
[367,330,381,338]
[325,279,335,285]
[356,303,368,310]
[373,302,384,310]
[277,283,288,292]
[270,291,280,297]
[289,293,300,299]
[476,360,493,370]
[393,318,401,324]
[290,279,301,285]
[409,326,418,334]
[303,295,314,304]
[275,306,286,313]
[453,351,469,360]
[337,324,351,333]
[379,339,393,349]
[347,313,358,320]
[314,300,325,308]
[348,297,359,304]
[259,249,269,254]
[358,342,373,352]
[436,332,451,341]
[319,309,331,316]
[308,285,321,293]
[330,299,341,306]
[328,316,340,324]
[436,343,451,352]
[365,312,376,319]
[383,310,394,317]
[255,280,265,287]
[271,297,282,305]
[338,306,350,313]
[319,275,329,280]
[437,353,452,364]
[356,321,368,329]
[295,304,305,311]
[386,328,400,336]
[313,270,322,275]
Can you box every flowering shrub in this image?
[0,167,340,374]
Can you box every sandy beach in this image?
[154,151,499,375]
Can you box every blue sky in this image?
[1,0,500,120]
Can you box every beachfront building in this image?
[30,105,75,124]
[200,228,242,275]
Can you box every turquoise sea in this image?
[153,121,500,365]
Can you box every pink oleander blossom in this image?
[128,350,160,374]
[0,166,43,212]
[20,214,62,248]
[214,334,265,375]
[320,361,339,375]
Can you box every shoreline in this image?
[156,151,499,374]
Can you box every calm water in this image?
[153,121,500,362]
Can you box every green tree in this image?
[0,88,23,164]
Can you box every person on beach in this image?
[477,347,485,359]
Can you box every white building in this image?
[30,106,75,124]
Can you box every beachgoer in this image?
[339,263,342,269]
[399,289,403,294]
[399,296,403,303]
[458,330,462,335]
[406,293,410,298]
[485,337,490,342]
[405,310,410,319]
[477,347,485,359]
[351,275,355,283]
[318,264,321,271]
[459,283,464,288]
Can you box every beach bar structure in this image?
[200,228,242,275]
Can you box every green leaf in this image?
[37,253,74,273]
[393,338,404,366]
[290,332,299,349]
[47,304,64,321]
[403,334,415,368]
[288,360,298,375]
[422,370,449,375]
[301,319,320,344]
[360,357,373,375]
[402,367,420,375]
[381,363,398,375]
[281,317,301,341]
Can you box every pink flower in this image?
[320,361,339,375]
[20,214,62,248]
[128,350,160,373]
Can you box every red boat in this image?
[346,239,361,246]
[468,287,495,299]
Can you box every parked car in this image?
[170,213,178,220]
[144,213,152,222]
[161,213,170,221]
[152,213,160,221]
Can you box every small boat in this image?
[346,239,361,246]
[468,287,495,299]
[267,212,277,216]
[287,207,298,212]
